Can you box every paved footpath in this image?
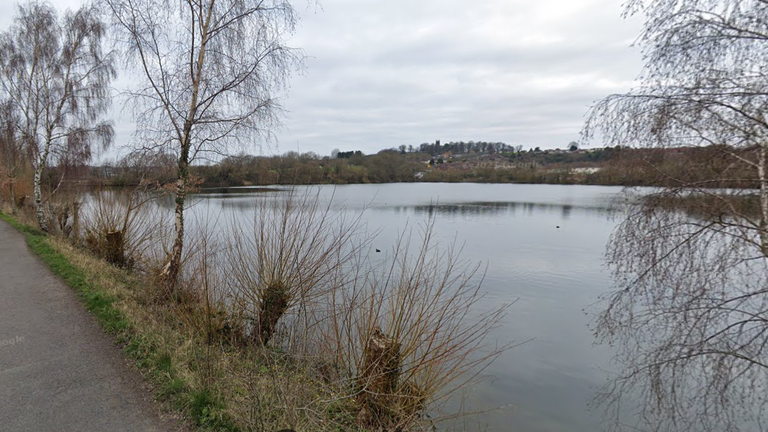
[0,219,184,431]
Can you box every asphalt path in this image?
[0,219,183,431]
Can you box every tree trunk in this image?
[33,137,52,232]
[33,161,47,231]
[73,201,80,244]
[163,172,187,294]
[257,283,290,346]
[8,178,15,215]
[105,230,125,266]
[759,145,768,257]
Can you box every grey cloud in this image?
[274,0,644,155]
[0,0,645,158]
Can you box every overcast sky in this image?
[0,0,643,159]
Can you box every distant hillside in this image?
[84,142,757,189]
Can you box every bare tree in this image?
[102,0,302,292]
[584,1,768,430]
[0,1,115,231]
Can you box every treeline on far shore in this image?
[80,144,760,191]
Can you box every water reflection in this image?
[189,195,622,220]
[390,201,617,219]
[593,190,768,432]
[196,186,285,197]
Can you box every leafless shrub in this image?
[80,187,166,269]
[175,219,247,348]
[321,221,510,431]
[225,189,372,347]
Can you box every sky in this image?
[0,0,644,159]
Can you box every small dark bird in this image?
[556,226,560,229]
[375,249,381,253]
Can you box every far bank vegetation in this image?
[88,142,760,189]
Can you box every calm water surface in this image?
[186,183,627,432]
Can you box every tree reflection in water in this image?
[399,201,615,220]
[594,188,768,432]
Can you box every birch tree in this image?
[584,1,768,430]
[102,0,301,292]
[0,1,115,231]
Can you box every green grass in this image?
[0,211,240,431]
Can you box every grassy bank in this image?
[0,209,430,432]
[0,210,258,431]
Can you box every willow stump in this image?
[105,230,125,266]
[256,283,290,346]
[358,328,401,425]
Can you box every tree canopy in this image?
[0,0,114,230]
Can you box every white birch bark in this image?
[759,144,768,256]
[33,140,50,231]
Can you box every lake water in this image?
[182,183,627,432]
